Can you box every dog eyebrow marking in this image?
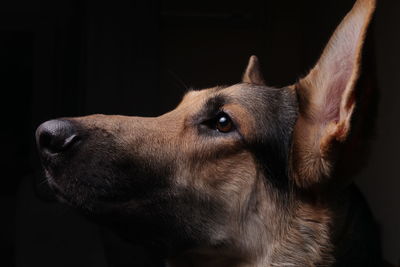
[205,94,226,110]
[188,94,233,127]
[202,94,234,117]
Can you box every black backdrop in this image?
[1,0,399,266]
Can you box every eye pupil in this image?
[216,114,233,132]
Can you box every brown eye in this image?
[216,113,233,133]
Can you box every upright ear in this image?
[291,0,376,187]
[242,55,265,85]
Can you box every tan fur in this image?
[292,0,376,187]
[242,55,266,86]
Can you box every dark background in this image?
[0,0,399,266]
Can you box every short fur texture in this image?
[36,0,381,266]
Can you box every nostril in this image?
[36,119,80,155]
[38,130,53,151]
[61,134,80,151]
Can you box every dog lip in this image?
[47,178,138,212]
[44,174,68,199]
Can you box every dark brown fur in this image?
[36,0,381,266]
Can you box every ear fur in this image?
[291,0,376,187]
[242,55,265,86]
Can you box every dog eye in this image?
[215,113,233,133]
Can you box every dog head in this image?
[36,0,376,262]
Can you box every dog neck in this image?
[166,178,334,267]
[167,209,333,267]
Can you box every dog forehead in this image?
[180,83,277,110]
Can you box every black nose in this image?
[36,120,80,155]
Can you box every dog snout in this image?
[36,119,80,155]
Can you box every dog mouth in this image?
[46,180,138,217]
[37,142,164,214]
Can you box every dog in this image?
[36,0,381,266]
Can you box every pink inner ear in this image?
[323,64,351,123]
[321,29,362,124]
